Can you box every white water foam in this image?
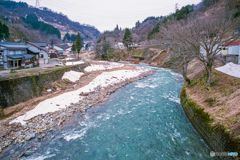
[11,67,151,125]
[64,128,87,141]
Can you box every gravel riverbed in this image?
[0,64,155,159]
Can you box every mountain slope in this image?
[0,0,100,42]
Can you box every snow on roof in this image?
[215,62,240,78]
[25,42,48,53]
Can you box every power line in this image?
[40,0,175,16]
[39,1,175,18]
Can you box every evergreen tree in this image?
[75,32,82,59]
[0,22,10,40]
[123,28,132,48]
[51,39,54,46]
[71,41,76,52]
[22,14,61,39]
[148,23,160,39]
[63,33,71,41]
[135,21,140,28]
[70,34,77,41]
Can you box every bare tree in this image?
[160,6,239,88]
[159,25,195,85]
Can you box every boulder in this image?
[25,133,35,141]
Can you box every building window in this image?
[25,59,31,62]
[16,51,21,54]
[40,54,44,58]
[0,61,3,66]
[36,55,38,60]
[0,52,3,59]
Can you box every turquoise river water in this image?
[21,65,214,160]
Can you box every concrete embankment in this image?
[0,63,89,116]
[180,85,240,160]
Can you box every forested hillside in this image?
[0,0,100,43]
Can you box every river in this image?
[13,65,214,159]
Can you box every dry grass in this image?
[0,66,65,80]
[187,59,240,136]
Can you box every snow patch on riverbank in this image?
[10,66,151,125]
[84,62,124,72]
[62,70,84,82]
[65,61,85,66]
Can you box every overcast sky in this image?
[15,0,202,32]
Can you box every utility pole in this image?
[175,3,179,11]
[35,0,40,8]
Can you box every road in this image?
[0,59,59,77]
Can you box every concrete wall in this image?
[3,50,8,68]
[39,51,48,65]
[222,56,239,65]
[0,62,89,109]
[180,86,240,159]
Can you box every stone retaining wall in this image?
[180,86,240,160]
[0,63,89,110]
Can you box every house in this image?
[30,42,47,48]
[50,53,58,58]
[26,45,40,66]
[53,46,64,57]
[80,47,86,53]
[200,44,220,57]
[47,46,64,57]
[115,42,125,49]
[221,40,240,65]
[65,47,72,54]
[128,43,139,48]
[0,42,37,69]
[25,42,48,65]
[88,46,94,51]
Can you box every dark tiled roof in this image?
[25,42,48,53]
[7,54,34,59]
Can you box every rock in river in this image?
[25,133,35,141]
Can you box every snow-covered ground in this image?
[10,66,151,125]
[84,62,124,72]
[62,70,84,82]
[65,58,74,61]
[65,61,85,66]
[215,62,240,79]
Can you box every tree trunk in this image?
[206,65,212,88]
[78,53,79,60]
[182,63,191,85]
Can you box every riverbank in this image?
[0,61,155,158]
[180,59,240,159]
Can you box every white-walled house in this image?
[115,42,125,49]
[200,44,220,57]
[221,40,240,65]
[25,42,49,64]
[0,42,40,69]
[46,46,64,57]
